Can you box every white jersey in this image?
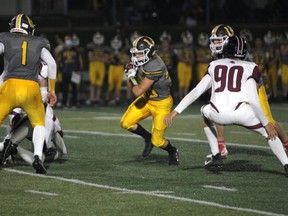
[208,58,257,112]
[174,58,268,126]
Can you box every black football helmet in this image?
[209,24,234,56]
[9,14,35,35]
[130,36,155,66]
[222,35,247,60]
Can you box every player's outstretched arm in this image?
[164,110,178,127]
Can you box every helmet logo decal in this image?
[143,38,153,47]
[224,26,233,36]
[16,14,23,29]
[132,36,142,48]
[26,16,34,28]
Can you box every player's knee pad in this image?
[119,119,130,130]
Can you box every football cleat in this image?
[142,140,153,157]
[168,147,179,165]
[206,143,228,160]
[204,153,223,167]
[32,155,47,174]
[0,139,14,166]
[284,164,288,177]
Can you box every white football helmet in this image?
[198,32,209,47]
[111,35,122,50]
[181,31,193,45]
[93,32,104,45]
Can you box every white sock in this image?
[204,126,219,155]
[268,137,288,165]
[33,125,45,159]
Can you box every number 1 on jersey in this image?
[21,41,28,65]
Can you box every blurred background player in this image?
[0,14,57,174]
[195,32,212,101]
[106,34,128,105]
[120,36,179,165]
[86,32,109,105]
[58,35,83,108]
[264,31,281,102]
[157,31,177,101]
[279,39,288,101]
[176,30,195,101]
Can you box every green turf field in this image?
[0,103,287,216]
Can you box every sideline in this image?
[4,168,286,216]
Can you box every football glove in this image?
[125,63,137,79]
[125,63,138,86]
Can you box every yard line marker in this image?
[117,190,174,194]
[64,130,271,150]
[25,189,59,196]
[4,169,286,216]
[64,135,79,139]
[176,133,196,136]
[203,185,237,192]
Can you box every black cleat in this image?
[284,164,288,177]
[142,140,153,157]
[32,155,47,174]
[168,147,179,165]
[0,139,13,166]
[204,153,223,167]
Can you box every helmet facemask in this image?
[130,36,155,66]
[130,47,150,66]
[209,35,229,56]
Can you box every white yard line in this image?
[4,168,286,216]
[202,185,238,192]
[64,129,271,150]
[25,189,59,196]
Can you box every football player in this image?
[176,30,195,101]
[0,14,57,174]
[157,31,177,101]
[86,32,109,105]
[120,36,179,165]
[165,35,288,176]
[106,35,129,105]
[0,62,66,165]
[264,31,281,102]
[208,25,288,160]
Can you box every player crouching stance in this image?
[165,35,288,176]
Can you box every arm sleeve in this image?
[41,47,57,92]
[174,75,212,114]
[0,42,4,54]
[246,78,269,126]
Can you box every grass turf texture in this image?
[0,103,287,216]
